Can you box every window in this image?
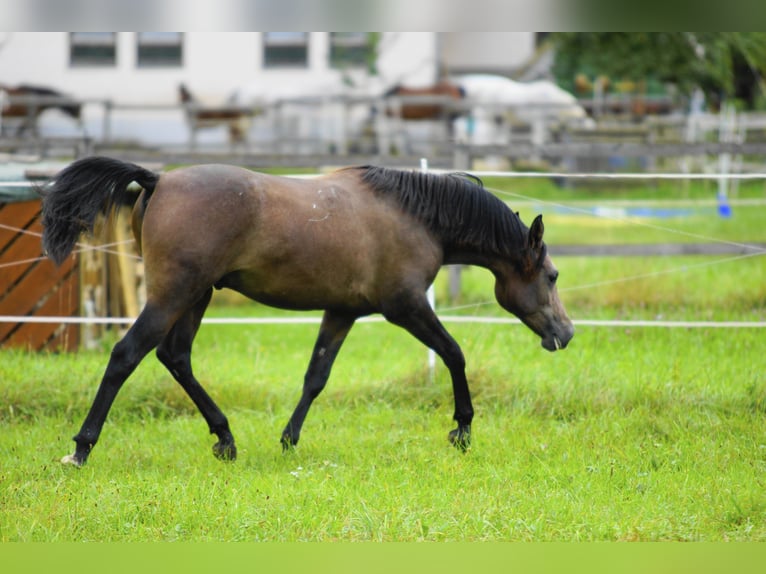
[330,32,373,69]
[263,32,308,68]
[137,32,183,67]
[70,32,116,67]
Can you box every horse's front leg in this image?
[383,294,473,451]
[281,311,356,450]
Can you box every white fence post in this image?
[421,157,437,383]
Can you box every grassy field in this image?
[1,177,765,541]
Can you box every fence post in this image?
[717,104,734,218]
[421,157,437,383]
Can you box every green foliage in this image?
[550,32,766,108]
[552,33,696,90]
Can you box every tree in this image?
[550,32,766,110]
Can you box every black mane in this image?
[357,165,527,258]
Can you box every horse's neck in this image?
[435,208,524,272]
[442,248,507,272]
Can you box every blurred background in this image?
[1,32,764,171]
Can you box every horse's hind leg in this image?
[156,288,236,461]
[281,310,356,450]
[63,305,175,466]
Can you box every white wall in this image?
[440,32,536,74]
[0,32,438,105]
[0,32,447,146]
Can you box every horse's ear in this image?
[528,214,544,251]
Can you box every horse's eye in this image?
[548,271,559,284]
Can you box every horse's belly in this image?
[217,267,376,313]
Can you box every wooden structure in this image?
[79,206,145,348]
[0,197,80,351]
[1,167,149,352]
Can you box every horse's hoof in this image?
[61,453,84,467]
[213,441,237,461]
[448,427,471,452]
[280,433,297,452]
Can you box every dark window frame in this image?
[70,32,117,67]
[136,32,183,68]
[263,32,309,68]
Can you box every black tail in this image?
[40,156,160,265]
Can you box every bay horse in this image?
[379,81,467,154]
[383,81,466,121]
[0,83,82,136]
[179,83,255,148]
[41,156,574,467]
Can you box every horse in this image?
[0,83,83,136]
[41,156,574,467]
[378,81,467,154]
[179,83,256,148]
[382,81,466,121]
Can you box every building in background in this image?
[0,32,540,148]
[0,32,540,103]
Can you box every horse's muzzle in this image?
[542,323,574,352]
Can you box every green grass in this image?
[1,182,765,541]
[533,208,766,246]
[433,255,766,321]
[480,176,766,203]
[1,321,765,541]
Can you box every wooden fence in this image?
[0,198,80,351]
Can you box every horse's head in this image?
[494,214,574,352]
